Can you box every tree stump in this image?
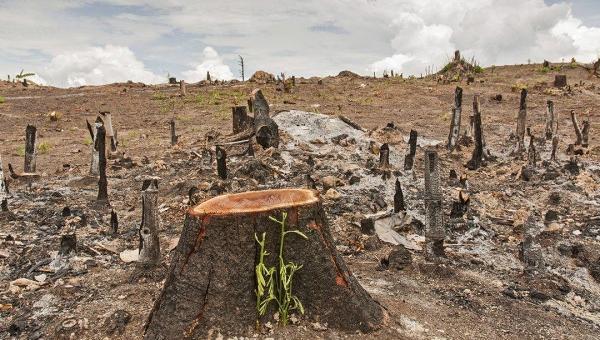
[251,89,279,149]
[24,125,37,174]
[554,75,567,88]
[232,106,253,134]
[139,179,160,265]
[447,86,463,152]
[0,154,8,212]
[95,126,109,206]
[143,189,387,339]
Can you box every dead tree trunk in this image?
[88,118,103,175]
[545,101,555,140]
[581,120,590,147]
[251,89,279,149]
[216,146,227,179]
[143,189,386,339]
[527,129,537,169]
[570,110,583,145]
[24,125,37,174]
[110,210,119,235]
[394,178,405,213]
[169,120,179,147]
[447,86,463,152]
[180,80,186,97]
[0,154,8,212]
[139,179,160,265]
[467,95,485,170]
[100,111,117,153]
[424,150,444,260]
[96,126,109,206]
[232,106,253,134]
[404,130,418,170]
[516,88,527,152]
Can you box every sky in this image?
[0,0,599,88]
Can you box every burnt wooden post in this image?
[545,101,555,140]
[88,118,103,175]
[0,155,8,212]
[394,178,405,213]
[516,88,527,152]
[251,89,279,149]
[570,110,583,145]
[169,120,179,147]
[100,111,117,153]
[216,146,227,179]
[447,86,463,152]
[24,125,37,174]
[139,179,160,265]
[582,120,590,147]
[527,129,537,169]
[232,106,253,134]
[379,143,390,170]
[110,210,119,235]
[96,126,109,206]
[404,130,418,170]
[179,80,186,96]
[143,189,386,339]
[551,135,559,161]
[467,95,485,170]
[424,150,444,261]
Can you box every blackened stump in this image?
[96,126,109,206]
[24,125,37,174]
[139,179,160,265]
[404,130,417,170]
[143,189,386,339]
[447,87,463,152]
[216,146,227,179]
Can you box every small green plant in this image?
[84,137,93,146]
[17,146,25,156]
[441,62,453,73]
[153,93,166,100]
[511,83,527,92]
[254,212,307,328]
[568,62,577,69]
[537,66,549,73]
[474,65,484,74]
[38,142,51,153]
[129,131,138,138]
[0,97,5,104]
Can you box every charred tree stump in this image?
[24,125,37,174]
[450,190,470,218]
[581,120,590,147]
[545,101,555,140]
[180,80,186,96]
[169,120,179,147]
[424,151,444,260]
[96,126,110,206]
[447,86,463,152]
[527,129,537,169]
[467,95,486,170]
[100,111,117,153]
[570,109,584,146]
[232,106,253,134]
[143,189,386,339]
[379,143,390,171]
[516,88,527,152]
[87,118,103,175]
[139,179,160,265]
[554,75,567,88]
[0,155,8,212]
[59,234,77,255]
[394,178,405,213]
[216,146,227,179]
[251,89,279,149]
[521,215,544,273]
[403,130,418,170]
[110,210,119,235]
[551,135,559,161]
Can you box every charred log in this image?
[216,146,227,180]
[251,89,279,149]
[404,130,418,170]
[394,178,405,213]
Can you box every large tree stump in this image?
[232,106,253,134]
[143,189,386,339]
[139,179,160,265]
[251,89,279,149]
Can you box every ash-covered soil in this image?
[1,62,600,339]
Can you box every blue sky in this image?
[0,0,599,87]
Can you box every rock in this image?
[324,188,341,200]
[249,70,275,83]
[387,245,413,270]
[321,176,344,191]
[103,310,132,335]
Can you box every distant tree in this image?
[239,55,245,81]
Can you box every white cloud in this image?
[181,47,234,82]
[39,45,163,87]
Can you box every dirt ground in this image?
[1,61,600,340]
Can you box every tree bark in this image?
[232,106,253,134]
[545,100,555,140]
[24,125,37,174]
[143,189,386,339]
[139,179,160,265]
[467,95,485,170]
[404,130,417,170]
[581,120,590,146]
[447,86,462,152]
[251,89,279,149]
[394,178,405,213]
[100,111,117,153]
[89,118,103,175]
[516,89,527,152]
[96,126,109,205]
[378,143,390,171]
[424,150,444,261]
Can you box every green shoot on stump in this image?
[254,212,308,328]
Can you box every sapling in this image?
[254,212,307,327]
